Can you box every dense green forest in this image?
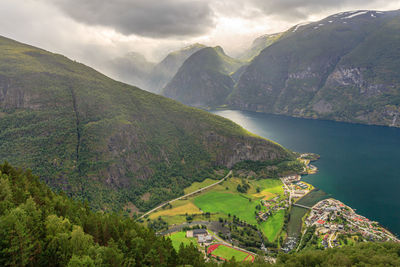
[0,162,204,266]
[1,162,399,266]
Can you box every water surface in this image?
[212,110,400,236]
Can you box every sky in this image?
[1,0,399,69]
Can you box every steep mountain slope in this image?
[148,43,206,93]
[230,10,400,127]
[0,36,292,211]
[103,52,155,90]
[239,33,283,62]
[163,46,243,107]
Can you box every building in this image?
[187,228,208,238]
[193,229,207,237]
[198,235,213,245]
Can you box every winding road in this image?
[137,170,232,220]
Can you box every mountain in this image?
[148,43,206,93]
[103,52,155,90]
[229,10,400,127]
[0,36,292,211]
[163,46,243,107]
[239,33,283,62]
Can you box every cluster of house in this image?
[281,237,297,253]
[282,175,301,184]
[262,195,289,209]
[294,181,308,189]
[305,199,399,248]
[186,229,213,245]
[281,175,311,199]
[258,195,289,222]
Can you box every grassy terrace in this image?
[168,231,197,251]
[194,191,259,224]
[184,178,219,194]
[260,209,285,241]
[149,176,284,225]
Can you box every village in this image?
[280,174,314,203]
[258,194,289,222]
[305,198,399,248]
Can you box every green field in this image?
[252,179,284,196]
[260,209,285,241]
[184,178,218,194]
[168,231,197,251]
[193,191,258,224]
[211,245,250,261]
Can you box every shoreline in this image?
[293,157,399,246]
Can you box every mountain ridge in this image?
[229,10,400,127]
[162,46,243,107]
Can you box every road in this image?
[293,203,312,209]
[137,170,232,220]
[158,221,211,235]
[280,178,293,205]
[328,233,335,248]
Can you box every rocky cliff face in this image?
[229,10,400,127]
[203,132,287,168]
[0,75,42,109]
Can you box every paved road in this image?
[280,178,292,205]
[328,233,335,248]
[137,170,232,220]
[158,221,211,235]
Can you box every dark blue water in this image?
[212,110,400,236]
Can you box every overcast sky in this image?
[1,0,399,68]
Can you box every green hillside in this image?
[0,162,204,266]
[230,10,400,127]
[0,36,291,211]
[148,43,206,93]
[162,47,243,107]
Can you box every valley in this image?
[143,154,398,260]
[1,1,400,266]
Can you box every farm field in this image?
[184,178,218,194]
[208,244,253,262]
[149,201,201,219]
[251,179,284,198]
[147,176,288,243]
[260,209,285,241]
[168,231,197,251]
[193,191,259,224]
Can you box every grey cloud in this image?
[48,0,215,38]
[256,0,397,19]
